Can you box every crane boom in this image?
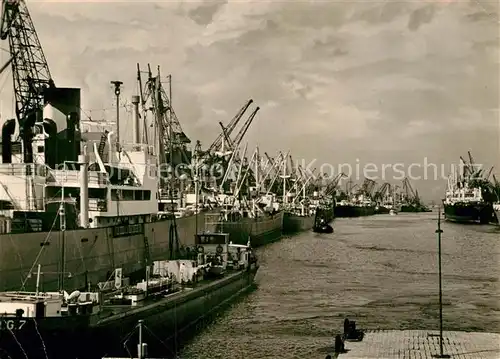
[1,0,54,130]
[208,99,253,153]
[232,107,259,146]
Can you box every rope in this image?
[19,204,60,290]
[6,329,28,359]
[32,318,49,359]
[143,323,177,356]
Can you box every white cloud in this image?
[0,0,497,200]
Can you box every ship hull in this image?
[0,209,220,292]
[443,202,493,224]
[283,212,315,234]
[218,211,283,247]
[0,314,92,359]
[374,205,390,214]
[400,204,432,213]
[92,268,257,358]
[334,205,375,218]
[0,268,257,359]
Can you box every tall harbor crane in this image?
[0,0,55,134]
[207,99,253,155]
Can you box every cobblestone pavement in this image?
[339,330,500,359]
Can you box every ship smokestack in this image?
[1,119,16,164]
[67,112,79,163]
[43,119,57,169]
[22,112,38,164]
[79,151,89,228]
[131,95,140,144]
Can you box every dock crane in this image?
[356,178,376,198]
[207,99,253,155]
[323,173,347,197]
[1,0,55,129]
[373,182,391,203]
[218,106,260,154]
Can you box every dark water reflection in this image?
[180,213,500,358]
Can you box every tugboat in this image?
[312,211,333,234]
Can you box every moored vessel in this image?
[0,231,259,359]
[443,153,496,224]
[283,210,315,234]
[283,173,345,234]
[334,179,376,218]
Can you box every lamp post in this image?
[110,80,123,151]
[433,206,450,358]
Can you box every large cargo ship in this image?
[0,72,225,292]
[282,203,334,235]
[0,231,259,359]
[0,0,286,296]
[282,195,335,234]
[443,154,495,224]
[283,211,315,234]
[334,200,375,217]
[207,211,283,248]
[334,179,376,218]
[443,200,492,223]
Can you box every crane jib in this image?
[1,0,54,129]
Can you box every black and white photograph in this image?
[0,0,498,358]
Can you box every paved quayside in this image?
[335,330,500,359]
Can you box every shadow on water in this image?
[180,213,500,359]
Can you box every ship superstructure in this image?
[335,178,376,217]
[373,182,398,214]
[443,152,496,224]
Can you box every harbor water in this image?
[180,213,500,358]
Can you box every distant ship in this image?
[398,178,431,213]
[443,154,495,224]
[334,199,375,217]
[443,183,493,224]
[373,182,397,214]
[334,179,376,218]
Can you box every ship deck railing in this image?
[0,163,48,177]
[49,170,109,186]
[119,143,155,155]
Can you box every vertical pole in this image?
[132,95,141,144]
[195,150,199,236]
[282,156,286,205]
[437,208,443,356]
[79,153,89,228]
[169,74,172,109]
[35,264,41,296]
[110,81,123,151]
[434,206,449,358]
[138,319,143,359]
[116,89,120,146]
[59,180,66,291]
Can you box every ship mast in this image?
[166,73,179,259]
[59,180,66,291]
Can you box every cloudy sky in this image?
[0,0,498,201]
